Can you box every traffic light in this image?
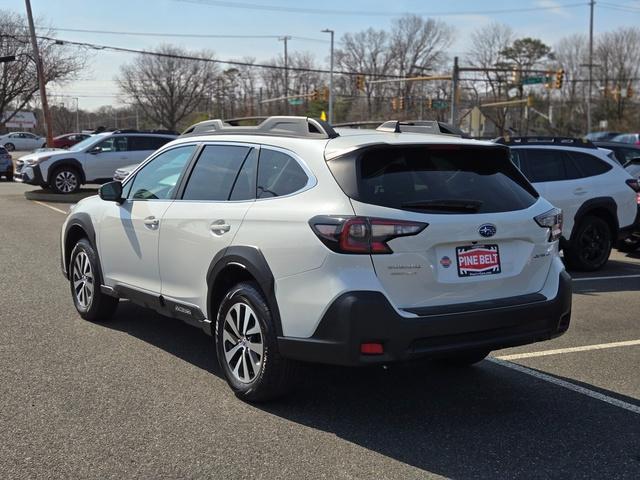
[555,69,564,89]
[527,94,534,108]
[391,97,398,111]
[320,86,329,101]
[627,85,634,99]
[355,75,365,91]
[311,90,319,101]
[398,96,405,110]
[613,86,621,101]
[510,68,521,85]
[426,97,433,109]
[544,70,553,89]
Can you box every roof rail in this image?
[333,120,386,129]
[494,136,596,149]
[111,129,179,135]
[181,116,339,139]
[375,120,467,138]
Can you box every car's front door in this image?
[85,136,130,180]
[98,144,197,293]
[158,144,258,310]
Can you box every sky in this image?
[3,0,640,110]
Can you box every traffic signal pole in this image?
[24,0,53,147]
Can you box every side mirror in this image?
[89,146,102,154]
[99,181,124,204]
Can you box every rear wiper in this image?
[400,199,483,212]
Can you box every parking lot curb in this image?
[24,189,97,203]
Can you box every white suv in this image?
[15,130,176,194]
[502,137,640,270]
[61,117,572,401]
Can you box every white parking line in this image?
[32,200,68,215]
[496,339,640,360]
[488,358,640,415]
[573,274,640,281]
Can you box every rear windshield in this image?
[328,145,538,214]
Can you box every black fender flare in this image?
[572,196,618,240]
[47,158,85,185]
[62,212,97,278]
[206,246,283,336]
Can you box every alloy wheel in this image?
[55,171,78,193]
[578,223,608,264]
[72,251,94,309]
[222,301,264,384]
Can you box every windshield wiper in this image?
[400,199,483,212]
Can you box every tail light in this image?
[534,208,563,242]
[309,215,428,254]
[625,179,640,204]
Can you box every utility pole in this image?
[24,0,53,146]
[450,56,459,126]
[74,97,79,132]
[321,29,334,124]
[587,0,595,133]
[279,36,291,115]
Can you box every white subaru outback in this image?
[60,117,572,401]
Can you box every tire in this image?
[51,166,81,194]
[215,282,298,402]
[4,143,14,152]
[564,216,612,271]
[6,174,12,182]
[69,238,118,322]
[436,349,490,367]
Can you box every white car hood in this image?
[19,149,73,162]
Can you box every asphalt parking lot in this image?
[1,181,639,479]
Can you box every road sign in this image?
[433,100,448,110]
[288,98,304,105]
[522,75,553,85]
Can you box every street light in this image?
[321,28,334,124]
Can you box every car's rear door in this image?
[98,144,197,293]
[158,143,258,310]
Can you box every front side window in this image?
[257,149,308,198]
[96,136,128,153]
[519,149,569,183]
[182,145,253,201]
[127,145,196,200]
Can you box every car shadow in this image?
[103,301,640,477]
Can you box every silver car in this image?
[113,163,139,182]
[0,132,46,151]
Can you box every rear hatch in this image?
[326,143,557,310]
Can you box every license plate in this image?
[455,244,501,277]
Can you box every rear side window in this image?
[568,151,612,177]
[328,145,538,214]
[257,149,308,198]
[182,145,252,201]
[129,136,172,151]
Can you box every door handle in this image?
[573,187,587,195]
[143,216,159,230]
[210,219,231,235]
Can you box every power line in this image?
[42,27,327,43]
[176,0,589,17]
[598,2,640,13]
[32,34,404,78]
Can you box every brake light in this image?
[534,208,563,242]
[309,215,428,254]
[626,178,640,192]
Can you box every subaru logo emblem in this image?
[478,224,497,238]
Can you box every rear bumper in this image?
[278,270,572,366]
[618,205,640,239]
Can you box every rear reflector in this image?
[360,343,384,355]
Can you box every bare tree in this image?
[117,45,219,131]
[0,10,84,129]
[553,34,588,135]
[466,22,514,132]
